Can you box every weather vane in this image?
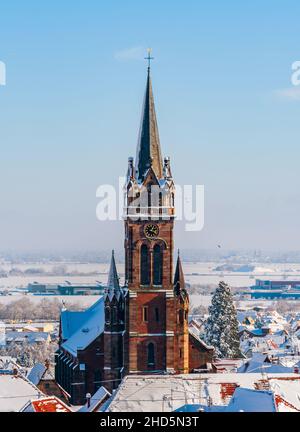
[145,48,154,69]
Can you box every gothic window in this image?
[136,192,140,213]
[143,306,148,322]
[147,342,155,367]
[153,244,163,285]
[178,310,184,324]
[111,306,118,324]
[159,192,162,207]
[128,227,133,283]
[171,192,175,207]
[140,244,150,285]
[147,183,153,207]
[105,306,111,324]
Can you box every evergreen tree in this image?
[204,281,241,358]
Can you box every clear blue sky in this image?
[0,1,300,252]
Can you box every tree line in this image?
[0,297,83,321]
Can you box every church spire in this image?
[174,250,186,295]
[106,250,120,292]
[135,54,163,182]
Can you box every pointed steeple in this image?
[174,250,185,295]
[135,66,163,182]
[107,250,120,292]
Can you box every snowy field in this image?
[0,261,300,308]
[1,261,300,290]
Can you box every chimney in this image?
[86,393,91,408]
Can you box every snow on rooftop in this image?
[27,363,46,386]
[226,387,276,412]
[61,297,104,356]
[0,374,43,412]
[106,373,300,412]
[78,386,111,412]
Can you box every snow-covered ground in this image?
[1,261,300,290]
[0,261,300,308]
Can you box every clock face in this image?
[144,223,159,239]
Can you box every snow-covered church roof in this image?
[61,297,104,356]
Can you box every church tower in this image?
[123,58,189,374]
[103,250,125,389]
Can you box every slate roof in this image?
[226,387,276,412]
[61,297,104,356]
[78,386,111,412]
[27,363,46,386]
[60,311,88,341]
[135,67,163,182]
[174,252,186,295]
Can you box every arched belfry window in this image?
[140,244,150,285]
[153,244,163,285]
[105,306,111,324]
[111,306,118,324]
[171,192,175,207]
[147,183,152,207]
[147,342,155,367]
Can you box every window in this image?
[105,306,111,324]
[147,183,153,207]
[128,227,133,282]
[147,342,155,367]
[155,307,159,322]
[159,192,162,207]
[153,244,163,285]
[141,244,150,285]
[143,306,148,322]
[111,306,118,324]
[179,348,182,358]
[178,310,184,324]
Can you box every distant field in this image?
[1,261,300,292]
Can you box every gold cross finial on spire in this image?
[145,48,154,69]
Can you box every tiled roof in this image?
[23,396,72,412]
